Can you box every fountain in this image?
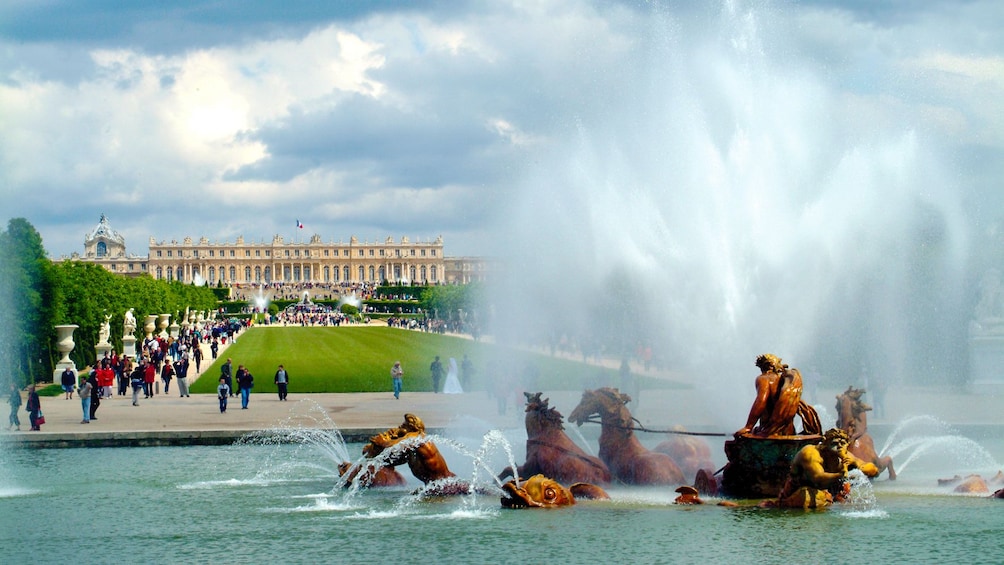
[2,2,1002,563]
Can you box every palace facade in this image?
[68,215,491,285]
[147,233,446,285]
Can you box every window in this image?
[285,250,290,257]
[255,250,260,257]
[265,250,271,257]
[210,250,215,257]
[156,267,163,279]
[156,250,162,257]
[410,249,415,256]
[431,250,436,257]
[358,250,364,257]
[369,249,374,257]
[430,266,437,281]
[295,249,300,257]
[245,250,250,257]
[96,241,107,257]
[421,250,426,257]
[229,250,235,257]
[229,266,236,280]
[245,267,251,280]
[343,250,349,257]
[167,250,172,257]
[167,266,174,280]
[379,249,385,257]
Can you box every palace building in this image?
[66,214,150,277]
[67,215,493,285]
[147,233,446,285]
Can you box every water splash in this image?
[877,415,1000,475]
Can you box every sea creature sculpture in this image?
[337,461,407,488]
[835,386,896,479]
[353,413,469,495]
[567,387,685,485]
[673,485,704,505]
[499,392,612,485]
[500,474,609,509]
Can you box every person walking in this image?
[274,364,289,401]
[236,364,254,409]
[221,358,234,397]
[87,371,101,421]
[130,360,146,406]
[217,377,230,413]
[7,382,21,431]
[429,356,443,393]
[193,342,203,373]
[175,357,190,397]
[78,376,93,424]
[391,361,403,399]
[143,359,156,398]
[26,384,42,431]
[160,361,175,395]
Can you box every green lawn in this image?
[190,326,684,394]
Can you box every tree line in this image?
[0,218,218,387]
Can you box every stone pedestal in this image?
[122,335,138,359]
[169,320,180,338]
[721,434,822,498]
[95,342,113,361]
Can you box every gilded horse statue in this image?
[499,392,612,485]
[567,387,685,485]
[835,386,895,480]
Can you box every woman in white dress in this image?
[442,357,463,394]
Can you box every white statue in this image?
[98,314,112,345]
[123,308,137,336]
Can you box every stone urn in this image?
[54,324,79,367]
[144,315,157,340]
[157,314,170,338]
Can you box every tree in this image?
[0,218,58,385]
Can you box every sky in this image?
[1,0,1000,260]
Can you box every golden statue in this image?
[772,428,877,509]
[736,354,821,437]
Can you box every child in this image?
[217,377,230,413]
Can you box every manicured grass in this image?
[190,326,684,394]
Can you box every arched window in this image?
[358,266,365,281]
[208,267,215,282]
[264,266,271,283]
[343,266,350,281]
[245,267,251,281]
[421,266,427,282]
[410,266,416,282]
[368,266,376,281]
[156,267,163,280]
[167,266,174,281]
[379,266,386,281]
[229,266,236,281]
[324,266,330,282]
[96,241,107,257]
[430,266,437,282]
[255,266,262,282]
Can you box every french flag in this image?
[296,219,304,229]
